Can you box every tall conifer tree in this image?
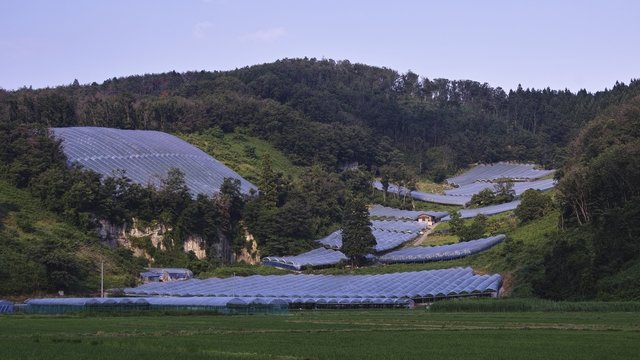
[341,195,375,266]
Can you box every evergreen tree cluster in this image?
[448,212,488,242]
[341,195,376,266]
[0,124,248,277]
[2,58,638,177]
[243,159,375,257]
[535,95,640,300]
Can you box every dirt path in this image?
[407,226,435,247]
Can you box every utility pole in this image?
[101,259,104,298]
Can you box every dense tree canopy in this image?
[538,95,640,300]
[0,124,248,286]
[2,58,638,176]
[2,58,640,299]
[515,190,553,223]
[341,196,376,266]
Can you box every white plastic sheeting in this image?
[369,205,449,222]
[262,248,348,270]
[124,267,502,300]
[372,181,470,205]
[446,162,554,186]
[317,228,419,252]
[50,127,257,196]
[444,178,556,197]
[0,300,13,313]
[374,163,554,206]
[379,235,506,263]
[371,220,426,233]
[443,201,521,220]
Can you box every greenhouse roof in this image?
[124,267,502,299]
[447,162,554,186]
[379,235,506,264]
[50,127,257,196]
[262,247,348,270]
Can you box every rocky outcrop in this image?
[97,219,168,259]
[183,237,207,259]
[235,231,260,264]
[96,219,211,261]
[96,219,258,264]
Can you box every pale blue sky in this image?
[1,0,638,92]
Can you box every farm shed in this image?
[141,268,194,283]
[416,211,449,227]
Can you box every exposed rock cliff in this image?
[96,219,259,264]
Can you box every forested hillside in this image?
[0,178,141,295]
[1,58,639,299]
[538,95,640,300]
[2,58,638,176]
[0,125,249,295]
[0,121,373,295]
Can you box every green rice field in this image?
[1,310,639,359]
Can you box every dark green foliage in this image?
[493,180,516,202]
[448,213,488,241]
[0,231,47,294]
[459,215,488,241]
[215,178,247,254]
[0,124,67,187]
[377,159,418,207]
[448,211,464,235]
[39,242,88,292]
[544,96,640,300]
[243,144,257,158]
[341,196,375,265]
[2,59,640,300]
[243,156,296,256]
[535,228,596,300]
[4,59,639,174]
[468,188,496,208]
[0,124,254,294]
[98,172,156,225]
[297,166,346,235]
[468,181,514,208]
[515,189,553,223]
[557,96,640,227]
[430,298,640,312]
[0,178,147,295]
[257,154,280,208]
[244,164,347,256]
[421,146,457,182]
[595,258,640,300]
[341,166,373,196]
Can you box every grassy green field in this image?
[415,178,453,194]
[1,310,639,359]
[179,129,305,183]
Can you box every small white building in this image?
[416,211,449,227]
[140,268,193,283]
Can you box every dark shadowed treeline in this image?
[536,96,640,300]
[2,58,638,176]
